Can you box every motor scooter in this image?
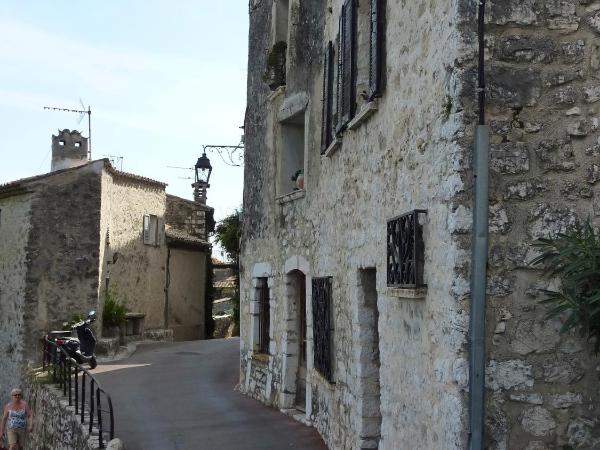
[54,310,98,369]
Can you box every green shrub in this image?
[530,220,600,353]
[103,290,127,328]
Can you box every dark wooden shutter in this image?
[369,0,383,99]
[321,42,334,154]
[341,0,356,127]
[335,12,344,134]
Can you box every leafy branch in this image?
[530,220,600,353]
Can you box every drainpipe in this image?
[468,1,489,449]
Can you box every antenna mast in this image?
[43,103,92,160]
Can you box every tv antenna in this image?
[44,99,92,159]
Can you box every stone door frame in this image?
[281,255,313,420]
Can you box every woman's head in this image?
[10,388,22,401]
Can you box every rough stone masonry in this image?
[239,0,600,449]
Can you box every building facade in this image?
[0,130,213,401]
[240,1,600,449]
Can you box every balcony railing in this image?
[42,337,115,448]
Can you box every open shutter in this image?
[321,42,334,154]
[341,0,356,125]
[335,12,344,134]
[369,0,383,99]
[143,215,150,244]
[336,0,356,133]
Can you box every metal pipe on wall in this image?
[469,0,489,449]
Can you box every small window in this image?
[143,214,163,246]
[312,277,333,381]
[257,277,270,354]
[279,112,305,195]
[387,210,427,288]
[75,142,81,148]
[59,140,65,146]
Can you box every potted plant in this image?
[291,169,304,190]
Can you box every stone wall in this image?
[167,247,207,341]
[99,169,167,330]
[455,1,600,448]
[23,163,104,364]
[240,1,469,449]
[23,371,109,450]
[165,194,212,240]
[0,191,33,403]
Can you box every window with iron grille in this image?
[321,41,335,153]
[387,210,427,288]
[368,0,384,100]
[312,277,333,381]
[257,277,270,354]
[336,0,356,134]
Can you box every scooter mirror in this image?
[88,310,97,321]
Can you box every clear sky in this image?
[0,1,248,258]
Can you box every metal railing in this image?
[42,337,115,448]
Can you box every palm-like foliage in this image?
[530,220,600,353]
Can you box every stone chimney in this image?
[51,129,88,172]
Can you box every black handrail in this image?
[41,336,115,448]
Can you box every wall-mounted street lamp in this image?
[192,152,212,205]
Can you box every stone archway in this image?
[280,256,312,418]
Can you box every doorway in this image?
[358,268,381,449]
[290,270,307,411]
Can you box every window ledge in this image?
[312,370,336,388]
[386,286,427,299]
[251,352,270,363]
[347,100,378,131]
[276,189,305,204]
[323,138,342,158]
[268,85,286,102]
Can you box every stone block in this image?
[510,320,561,355]
[521,407,557,437]
[587,164,600,183]
[550,392,583,408]
[487,0,540,25]
[487,276,513,297]
[554,86,579,105]
[509,393,544,405]
[529,203,577,238]
[561,40,586,63]
[491,142,530,174]
[489,204,511,234]
[486,359,534,391]
[488,67,540,107]
[543,359,585,384]
[495,35,557,63]
[560,180,593,199]
[535,139,575,172]
[505,178,547,200]
[588,11,600,33]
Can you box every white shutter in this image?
[143,215,150,244]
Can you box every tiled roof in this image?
[214,276,237,289]
[165,227,209,247]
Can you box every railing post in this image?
[107,395,115,440]
[74,366,79,415]
[97,389,103,448]
[89,379,95,434]
[81,372,86,423]
[68,359,72,406]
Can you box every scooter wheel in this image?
[89,357,98,370]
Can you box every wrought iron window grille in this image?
[387,210,427,288]
[312,277,333,382]
[257,278,270,354]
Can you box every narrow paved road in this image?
[94,338,327,450]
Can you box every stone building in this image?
[240,1,600,449]
[0,129,213,401]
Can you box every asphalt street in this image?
[94,338,327,450]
